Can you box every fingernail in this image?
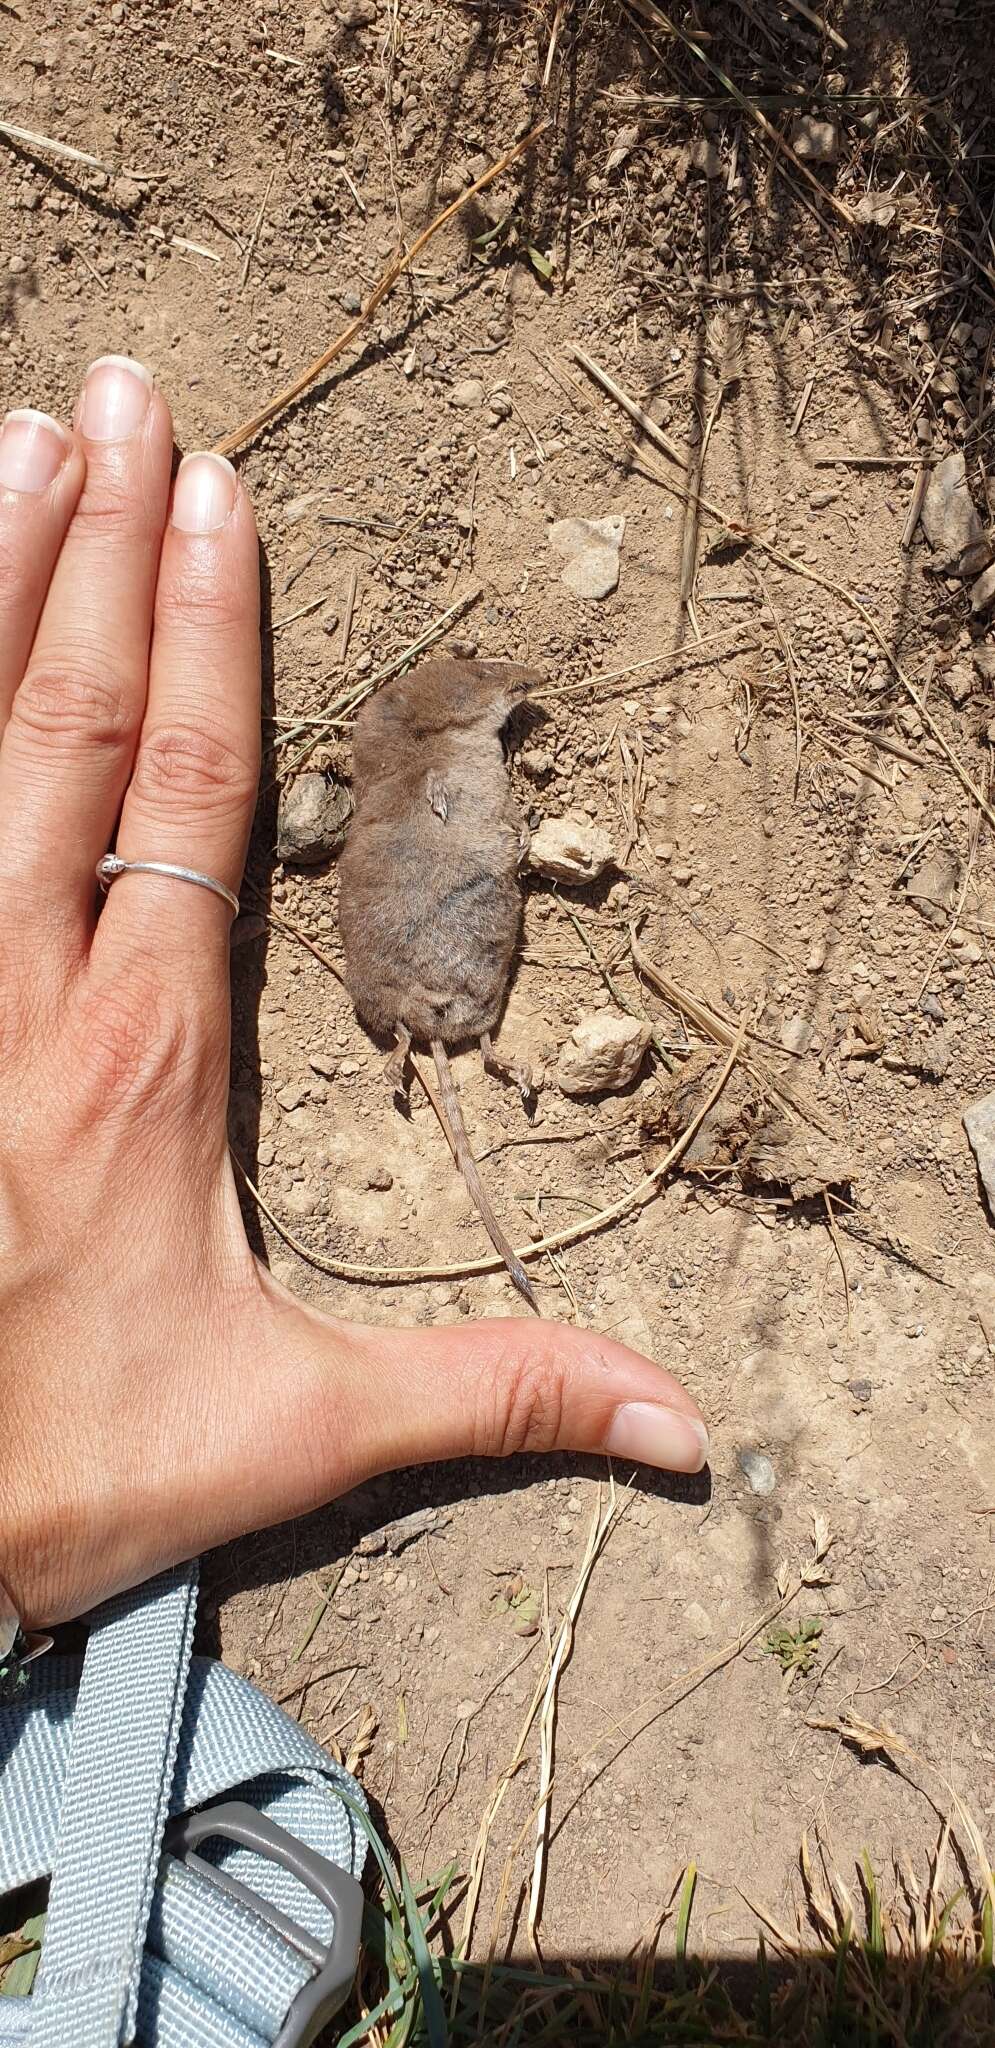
[605,1403,710,1474]
[0,409,71,493]
[171,452,237,534]
[80,355,153,442]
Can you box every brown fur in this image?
[338,656,540,1305]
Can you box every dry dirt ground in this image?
[3,0,994,1979]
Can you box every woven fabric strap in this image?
[0,1588,367,2048]
[22,1566,197,2046]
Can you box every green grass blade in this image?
[337,1985,406,2047]
[674,1863,697,1994]
[861,1853,884,1967]
[400,1856,448,2048]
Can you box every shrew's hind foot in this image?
[385,1025,412,1100]
[481,1031,534,1112]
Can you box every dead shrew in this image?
[338,656,540,1306]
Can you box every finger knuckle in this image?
[479,1346,567,1458]
[70,470,151,550]
[71,974,190,1112]
[131,720,257,817]
[0,526,31,607]
[155,558,252,637]
[10,656,137,754]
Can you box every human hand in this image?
[0,363,709,1629]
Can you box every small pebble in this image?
[685,1601,713,1639]
[738,1448,776,1496]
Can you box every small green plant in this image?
[764,1616,823,1689]
[471,211,553,282]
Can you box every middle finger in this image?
[0,356,173,932]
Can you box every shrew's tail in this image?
[430,1039,538,1310]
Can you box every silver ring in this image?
[96,854,240,919]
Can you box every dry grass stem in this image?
[572,348,995,831]
[626,0,855,230]
[234,1019,749,1286]
[0,116,159,184]
[629,930,832,1133]
[214,122,549,457]
[527,1481,624,1957]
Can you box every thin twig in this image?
[535,625,760,703]
[625,0,855,229]
[239,167,275,292]
[528,1482,623,1958]
[781,0,848,50]
[338,564,359,667]
[0,117,160,184]
[233,1020,748,1286]
[214,122,548,457]
[901,461,930,550]
[822,1189,852,1339]
[571,349,995,831]
[755,569,803,795]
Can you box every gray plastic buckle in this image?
[165,1799,364,2048]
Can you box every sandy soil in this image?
[3,0,993,1972]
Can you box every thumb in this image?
[256,1286,709,1521]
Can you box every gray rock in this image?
[906,849,959,927]
[563,547,620,600]
[277,773,352,864]
[738,1448,776,1496]
[450,376,485,409]
[527,814,614,885]
[922,453,989,577]
[685,1601,713,1640]
[970,561,995,615]
[690,138,721,178]
[520,746,555,781]
[963,1089,995,1218]
[556,1011,650,1096]
[944,663,973,704]
[790,115,839,162]
[853,191,897,230]
[780,1015,814,1055]
[549,514,624,602]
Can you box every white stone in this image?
[790,115,839,162]
[450,377,485,409]
[685,1602,713,1640]
[556,1012,650,1096]
[527,814,614,885]
[963,1090,995,1218]
[549,514,624,601]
